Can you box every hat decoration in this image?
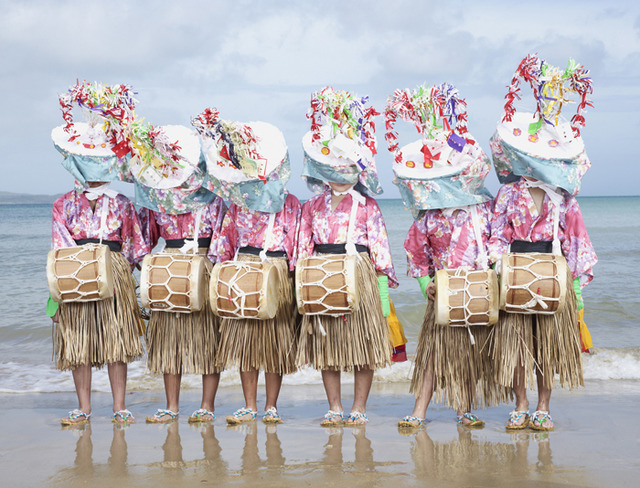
[192,107,290,213]
[385,83,492,216]
[130,122,214,214]
[491,54,593,195]
[302,87,382,196]
[52,80,138,183]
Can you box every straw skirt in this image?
[54,252,144,371]
[145,250,221,375]
[487,268,583,390]
[215,254,299,374]
[296,253,392,372]
[410,301,511,409]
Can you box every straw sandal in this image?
[345,411,368,426]
[457,412,485,428]
[112,409,135,424]
[226,407,257,425]
[60,409,91,425]
[505,410,530,430]
[262,407,283,424]
[529,410,554,431]
[320,410,344,427]
[146,409,179,424]
[398,415,424,428]
[188,409,216,423]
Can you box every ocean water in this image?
[0,197,638,393]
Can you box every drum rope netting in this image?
[505,256,561,314]
[216,262,267,316]
[300,256,358,316]
[146,254,197,312]
[52,244,109,301]
[446,268,493,327]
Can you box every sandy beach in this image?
[1,379,639,487]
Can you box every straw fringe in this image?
[146,257,221,375]
[216,254,299,374]
[488,268,583,390]
[296,253,392,372]
[410,302,511,409]
[54,252,144,371]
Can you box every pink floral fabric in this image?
[52,190,149,267]
[405,200,493,278]
[216,193,302,270]
[138,196,227,263]
[297,189,398,288]
[487,179,597,286]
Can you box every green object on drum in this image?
[46,294,59,318]
[416,275,431,300]
[377,275,390,317]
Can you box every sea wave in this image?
[0,347,637,393]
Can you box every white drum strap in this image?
[524,179,563,256]
[180,207,204,254]
[99,196,109,244]
[470,205,489,270]
[342,189,365,256]
[259,213,276,262]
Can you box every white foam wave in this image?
[0,348,637,393]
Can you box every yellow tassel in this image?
[387,298,407,348]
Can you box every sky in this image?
[1,0,638,199]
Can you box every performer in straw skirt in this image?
[49,81,148,425]
[296,88,397,426]
[130,122,227,424]
[192,108,301,425]
[384,83,511,429]
[487,55,597,431]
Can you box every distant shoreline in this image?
[0,191,638,205]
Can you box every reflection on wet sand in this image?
[410,426,587,486]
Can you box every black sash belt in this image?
[315,243,369,255]
[74,238,122,252]
[510,240,553,253]
[238,246,287,258]
[165,237,212,249]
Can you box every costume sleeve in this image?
[296,201,316,263]
[120,200,150,267]
[560,196,597,286]
[216,204,239,263]
[487,185,513,264]
[365,199,399,288]
[207,197,228,263]
[282,195,302,270]
[51,196,76,249]
[404,216,433,278]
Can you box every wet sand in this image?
[1,380,639,487]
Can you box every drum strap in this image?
[99,196,109,244]
[332,188,365,256]
[180,207,205,254]
[470,205,489,270]
[524,179,563,255]
[259,213,277,262]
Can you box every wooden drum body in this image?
[434,268,499,327]
[209,261,279,320]
[47,244,114,302]
[295,254,359,316]
[140,253,207,313]
[499,252,567,315]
